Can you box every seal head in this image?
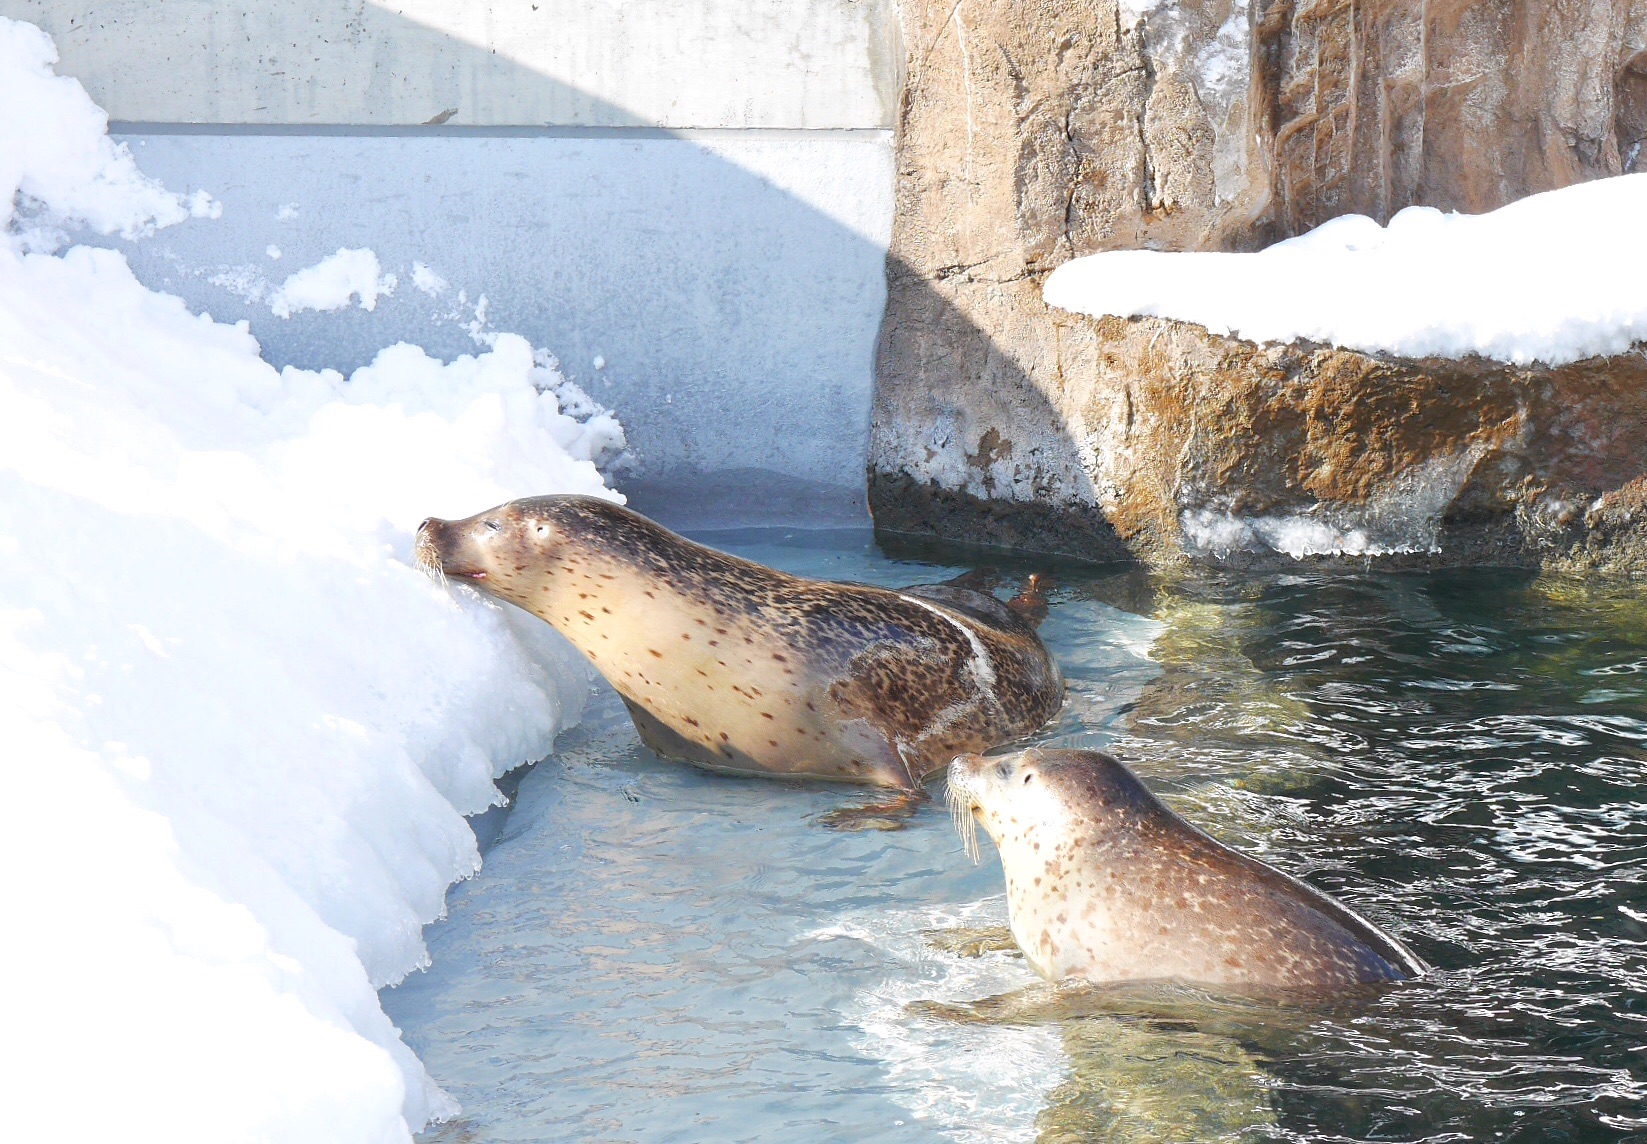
[948,748,1425,990]
[416,495,1063,793]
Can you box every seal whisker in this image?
[413,539,449,587]
[945,775,980,863]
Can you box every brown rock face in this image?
[879,309,1647,571]
[1098,317,1647,570]
[1256,0,1647,229]
[871,0,1647,570]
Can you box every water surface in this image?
[383,529,1647,1141]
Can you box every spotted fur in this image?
[947,748,1427,990]
[415,495,1063,789]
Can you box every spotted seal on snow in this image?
[415,495,1062,820]
[947,748,1426,989]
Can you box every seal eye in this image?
[1023,772,1035,785]
[483,518,502,533]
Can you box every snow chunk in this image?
[270,247,398,318]
[187,188,223,220]
[411,261,447,296]
[1044,175,1647,366]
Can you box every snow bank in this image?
[1044,175,1647,366]
[0,18,624,1141]
[0,19,217,245]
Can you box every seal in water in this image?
[946,748,1426,989]
[415,495,1062,824]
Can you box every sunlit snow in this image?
[0,17,623,1141]
[1044,177,1647,366]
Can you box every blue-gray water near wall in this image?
[103,127,893,527]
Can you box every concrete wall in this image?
[7,0,900,127]
[4,1,901,524]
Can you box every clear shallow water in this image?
[382,530,1647,1142]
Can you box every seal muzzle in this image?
[415,516,489,582]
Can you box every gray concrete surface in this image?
[2,0,900,127]
[104,128,893,523]
[5,0,906,525]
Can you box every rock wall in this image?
[871,0,1647,569]
[1257,1,1647,230]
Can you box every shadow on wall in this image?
[89,0,1647,557]
[53,0,1035,532]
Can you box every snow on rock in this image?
[1118,0,1170,30]
[0,17,624,1142]
[1044,175,1647,366]
[270,247,398,318]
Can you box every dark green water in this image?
[1100,566,1647,1143]
[384,530,1647,1142]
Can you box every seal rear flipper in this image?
[899,582,1035,636]
[1005,573,1052,629]
[923,925,1019,958]
[940,567,1000,592]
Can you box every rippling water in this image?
[382,529,1647,1142]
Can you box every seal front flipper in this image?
[1042,1015,1280,1142]
[909,979,1342,1031]
[909,987,1286,1140]
[906,983,1079,1026]
[816,738,926,831]
[923,925,1019,958]
[816,789,926,831]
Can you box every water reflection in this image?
[384,534,1647,1142]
